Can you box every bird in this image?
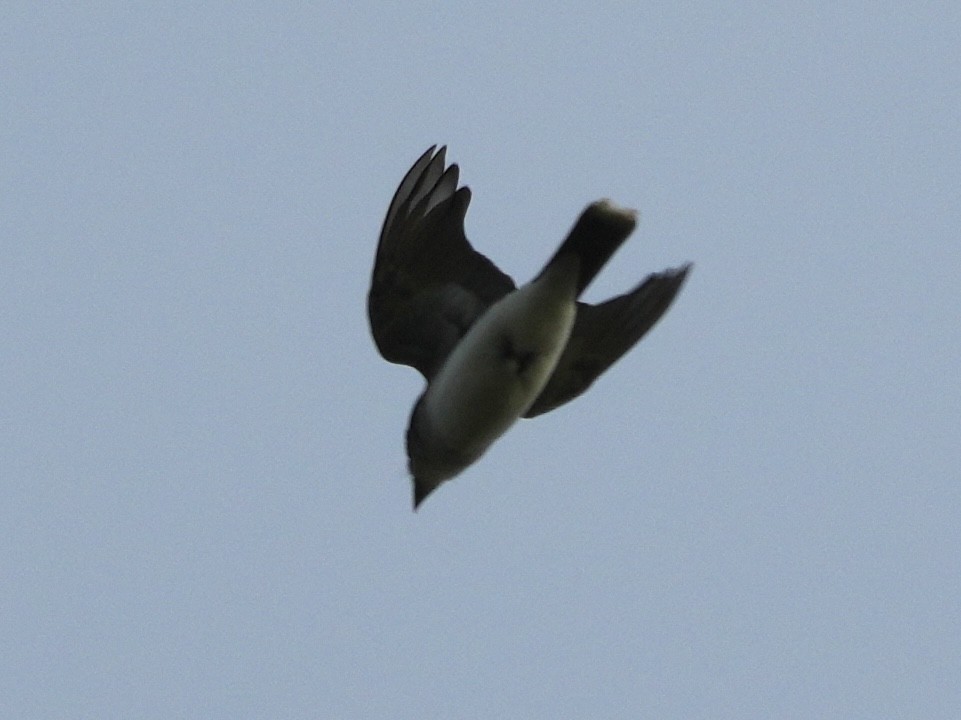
[368,146,691,509]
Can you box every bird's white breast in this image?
[421,256,579,462]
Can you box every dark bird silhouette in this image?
[369,147,691,508]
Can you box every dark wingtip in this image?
[666,261,694,289]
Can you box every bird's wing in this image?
[524,263,692,417]
[368,146,516,379]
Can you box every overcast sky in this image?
[3,3,959,718]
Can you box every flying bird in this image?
[368,146,691,509]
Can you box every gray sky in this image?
[3,3,959,718]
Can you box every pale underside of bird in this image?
[368,146,691,509]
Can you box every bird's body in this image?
[368,146,691,508]
[408,253,580,500]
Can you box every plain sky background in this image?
[3,3,959,718]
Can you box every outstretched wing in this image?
[524,263,692,417]
[368,146,516,379]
